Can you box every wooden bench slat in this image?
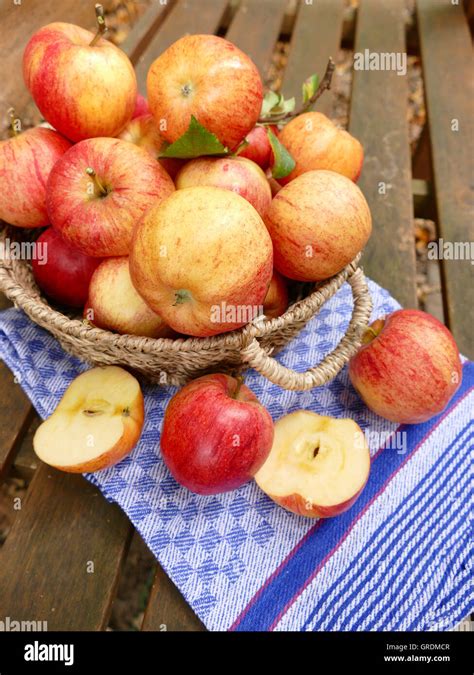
[0,0,98,124]
[225,0,288,77]
[0,461,133,630]
[121,0,175,65]
[0,364,34,482]
[11,413,41,481]
[349,0,418,309]
[134,0,230,93]
[281,0,345,115]
[142,564,205,631]
[416,0,474,358]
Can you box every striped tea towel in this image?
[0,278,472,632]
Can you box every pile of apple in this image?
[2,9,463,518]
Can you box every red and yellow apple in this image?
[265,170,372,281]
[0,127,71,228]
[132,93,149,119]
[32,227,101,307]
[255,411,370,518]
[161,374,274,495]
[33,366,145,473]
[117,113,184,179]
[263,271,289,319]
[349,309,462,424]
[130,186,273,337]
[85,257,173,338]
[239,125,276,170]
[147,34,263,150]
[23,22,137,142]
[47,137,175,257]
[278,112,363,184]
[175,156,272,218]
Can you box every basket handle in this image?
[240,267,372,390]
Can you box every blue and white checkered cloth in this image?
[0,278,472,631]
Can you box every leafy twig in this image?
[259,57,335,124]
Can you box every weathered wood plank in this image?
[226,0,288,78]
[282,0,345,116]
[0,364,34,482]
[134,0,230,93]
[0,0,99,127]
[11,413,41,481]
[0,462,133,630]
[349,0,418,309]
[417,0,474,358]
[121,0,176,64]
[142,564,206,631]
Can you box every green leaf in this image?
[261,91,296,120]
[159,116,228,159]
[267,129,295,180]
[272,96,295,115]
[302,74,319,105]
[261,91,280,116]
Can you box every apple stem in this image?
[85,167,109,197]
[7,107,20,137]
[232,375,244,399]
[89,3,107,46]
[173,290,191,305]
[258,57,335,124]
[361,318,386,345]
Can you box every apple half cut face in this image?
[33,366,145,473]
[255,411,370,518]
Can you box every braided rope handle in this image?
[240,267,372,390]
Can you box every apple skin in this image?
[278,112,363,185]
[349,310,462,424]
[239,125,277,170]
[272,489,367,519]
[32,227,101,307]
[0,127,71,228]
[175,156,272,218]
[263,271,289,319]
[130,186,273,337]
[147,34,263,150]
[47,137,175,257]
[132,93,149,119]
[160,374,274,495]
[23,22,137,142]
[265,169,372,281]
[117,113,184,179]
[85,257,174,338]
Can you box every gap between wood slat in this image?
[281,0,345,116]
[225,0,289,77]
[416,0,474,358]
[349,0,417,309]
[134,0,230,93]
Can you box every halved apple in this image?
[255,411,370,518]
[33,366,145,473]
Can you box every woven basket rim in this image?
[0,224,362,354]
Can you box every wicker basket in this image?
[0,226,372,390]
